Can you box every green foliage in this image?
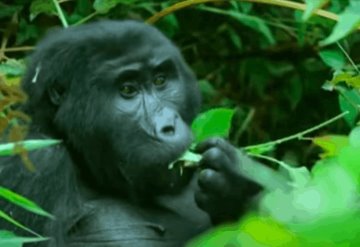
[1,0,360,246]
[0,230,48,247]
[189,127,360,246]
[199,6,276,45]
[319,48,346,70]
[30,0,57,20]
[338,88,360,127]
[0,186,53,219]
[93,0,135,14]
[0,139,61,156]
[303,0,330,21]
[320,1,360,46]
[0,60,26,77]
[191,108,235,143]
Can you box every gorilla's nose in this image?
[154,107,178,139]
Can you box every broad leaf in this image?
[319,48,346,70]
[320,1,360,46]
[191,108,235,143]
[338,89,360,127]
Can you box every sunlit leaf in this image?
[328,71,360,88]
[239,215,300,247]
[320,2,360,46]
[187,222,242,247]
[319,48,346,70]
[312,135,349,158]
[349,126,360,147]
[0,187,54,219]
[0,139,61,156]
[191,108,235,143]
[338,146,360,183]
[302,0,329,21]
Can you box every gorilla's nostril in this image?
[162,126,175,135]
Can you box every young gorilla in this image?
[0,20,258,247]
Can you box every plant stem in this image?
[336,42,360,74]
[52,0,68,28]
[244,111,349,151]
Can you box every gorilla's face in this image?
[46,21,201,196]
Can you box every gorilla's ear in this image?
[48,84,66,105]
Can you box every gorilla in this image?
[0,20,258,247]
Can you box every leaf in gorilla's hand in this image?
[168,150,202,169]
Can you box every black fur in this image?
[0,20,257,247]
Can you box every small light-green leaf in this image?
[0,187,54,219]
[319,48,346,70]
[302,0,329,21]
[191,108,235,143]
[0,139,61,156]
[320,2,360,46]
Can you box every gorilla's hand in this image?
[194,137,259,224]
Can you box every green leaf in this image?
[0,5,22,18]
[312,135,349,158]
[349,126,360,147]
[338,146,360,183]
[320,2,360,46]
[199,6,275,45]
[338,89,360,127]
[319,48,346,70]
[178,150,202,163]
[191,108,235,143]
[0,139,61,156]
[0,210,40,236]
[93,0,134,14]
[328,71,360,88]
[0,186,54,219]
[188,215,301,247]
[302,0,329,21]
[0,59,26,77]
[0,231,48,246]
[29,0,56,21]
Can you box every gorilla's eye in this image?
[153,75,167,87]
[119,84,138,98]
